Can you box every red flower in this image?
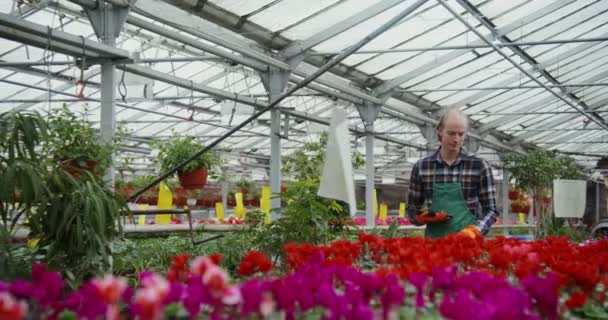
[209,253,223,265]
[565,292,587,309]
[167,254,190,282]
[238,251,272,276]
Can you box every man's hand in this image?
[415,210,450,224]
[459,224,482,239]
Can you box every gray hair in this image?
[435,107,468,140]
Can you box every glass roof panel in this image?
[283,0,385,39]
[311,0,436,53]
[248,0,341,32]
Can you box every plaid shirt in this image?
[407,149,498,235]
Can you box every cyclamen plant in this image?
[2,235,608,319]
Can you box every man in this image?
[407,108,498,238]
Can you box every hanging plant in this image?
[44,105,123,176]
[155,136,221,189]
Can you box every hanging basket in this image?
[508,190,521,201]
[177,168,208,189]
[61,160,98,176]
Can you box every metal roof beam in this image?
[310,36,608,55]
[0,12,130,59]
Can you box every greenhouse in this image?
[2,0,608,318]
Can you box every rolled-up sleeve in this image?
[476,160,498,235]
[407,161,425,226]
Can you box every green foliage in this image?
[155,136,221,175]
[503,149,584,239]
[27,169,126,285]
[502,149,584,191]
[0,110,127,284]
[112,233,252,282]
[0,111,49,234]
[246,180,351,264]
[44,105,118,173]
[545,218,589,242]
[0,111,49,280]
[282,131,365,181]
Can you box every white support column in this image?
[261,68,290,213]
[84,1,130,187]
[502,169,510,236]
[357,102,381,227]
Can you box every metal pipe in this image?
[503,128,603,132]
[126,15,269,72]
[400,83,608,92]
[0,12,129,59]
[67,0,130,9]
[127,0,429,201]
[469,111,608,116]
[310,37,608,55]
[365,120,375,227]
[539,141,608,144]
[440,0,608,133]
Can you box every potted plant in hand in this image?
[45,105,120,176]
[156,136,220,189]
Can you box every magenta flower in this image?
[521,273,559,320]
[8,280,32,300]
[440,289,497,320]
[408,272,428,308]
[239,280,264,316]
[31,263,63,308]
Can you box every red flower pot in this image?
[508,191,520,201]
[174,197,187,206]
[511,204,522,213]
[197,198,206,206]
[227,199,236,207]
[61,160,98,176]
[251,199,260,207]
[174,187,187,197]
[521,205,530,214]
[148,197,158,205]
[243,200,251,207]
[177,168,208,189]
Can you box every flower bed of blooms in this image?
[2,234,608,319]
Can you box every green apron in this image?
[425,162,477,239]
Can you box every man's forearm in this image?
[475,210,498,235]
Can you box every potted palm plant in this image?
[156,136,220,189]
[1,110,126,281]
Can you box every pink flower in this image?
[139,273,169,300]
[221,286,242,305]
[0,292,26,320]
[92,275,128,305]
[133,287,164,320]
[190,256,215,276]
[260,293,274,317]
[203,266,229,298]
